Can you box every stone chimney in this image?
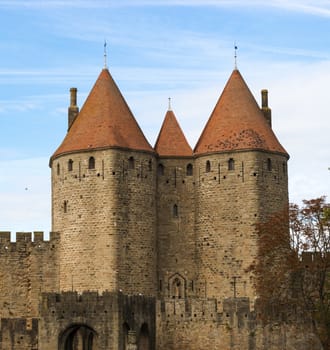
[261,89,272,128]
[68,87,79,131]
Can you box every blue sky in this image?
[0,0,329,237]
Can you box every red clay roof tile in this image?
[194,69,288,156]
[155,109,192,157]
[51,68,153,162]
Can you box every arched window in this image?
[173,204,178,218]
[57,163,60,175]
[138,324,150,350]
[88,156,95,169]
[228,158,235,171]
[206,160,211,173]
[59,324,97,350]
[128,156,135,169]
[123,323,130,350]
[158,163,164,176]
[169,274,186,299]
[68,159,73,171]
[267,158,272,171]
[186,163,193,176]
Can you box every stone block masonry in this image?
[0,231,59,318]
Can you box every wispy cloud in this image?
[246,43,330,61]
[1,0,330,17]
[0,68,96,85]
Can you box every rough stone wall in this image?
[0,231,59,319]
[51,148,157,295]
[38,291,155,350]
[156,157,197,299]
[254,152,289,220]
[156,297,322,350]
[0,318,38,349]
[194,151,288,302]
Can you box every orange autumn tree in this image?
[251,197,330,349]
[290,197,330,349]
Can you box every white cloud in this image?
[2,0,330,18]
[0,68,96,85]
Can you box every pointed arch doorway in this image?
[59,324,98,350]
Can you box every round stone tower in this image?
[154,106,196,299]
[193,69,289,301]
[50,68,157,295]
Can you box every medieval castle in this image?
[0,65,322,349]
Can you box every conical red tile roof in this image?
[51,68,153,163]
[155,109,192,157]
[194,70,288,157]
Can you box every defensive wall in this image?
[156,297,322,350]
[0,231,59,318]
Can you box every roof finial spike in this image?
[168,97,172,111]
[104,40,108,68]
[234,42,238,69]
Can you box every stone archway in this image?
[59,324,98,350]
[137,323,149,350]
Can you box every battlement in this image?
[41,291,155,316]
[0,318,39,348]
[157,297,254,326]
[0,231,60,248]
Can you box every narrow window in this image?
[170,277,185,299]
[282,162,287,175]
[186,163,193,176]
[206,160,211,173]
[158,163,164,176]
[267,158,272,171]
[63,200,68,213]
[128,156,135,169]
[148,159,152,171]
[228,158,235,171]
[88,156,95,169]
[57,163,60,175]
[68,159,73,171]
[173,204,178,218]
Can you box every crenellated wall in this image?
[0,231,59,319]
[156,297,322,350]
[38,291,156,350]
[0,318,39,349]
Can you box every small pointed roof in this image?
[194,69,288,157]
[155,109,192,157]
[51,68,153,163]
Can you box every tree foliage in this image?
[251,197,330,349]
[290,197,330,349]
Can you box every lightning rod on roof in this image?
[104,40,108,68]
[168,97,172,111]
[234,43,238,69]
